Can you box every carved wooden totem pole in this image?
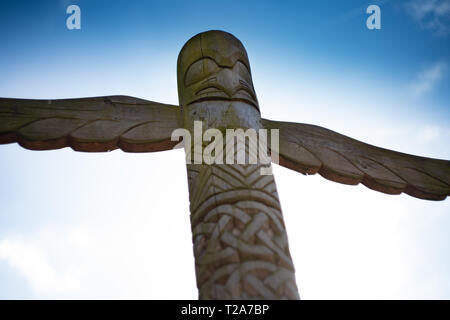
[0,30,449,299]
[178,32,298,299]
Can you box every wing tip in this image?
[276,154,449,201]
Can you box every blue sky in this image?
[0,0,449,299]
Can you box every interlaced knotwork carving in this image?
[187,154,300,299]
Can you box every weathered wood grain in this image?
[179,30,299,299]
[0,95,182,152]
[263,119,450,201]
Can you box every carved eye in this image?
[184,58,221,86]
[234,61,252,84]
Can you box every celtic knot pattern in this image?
[187,161,299,299]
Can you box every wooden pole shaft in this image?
[186,161,299,299]
[181,100,299,299]
[178,31,299,299]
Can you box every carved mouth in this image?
[195,87,224,96]
[192,84,258,111]
[187,96,259,111]
[195,85,256,99]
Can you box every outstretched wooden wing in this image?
[262,119,450,201]
[0,96,182,152]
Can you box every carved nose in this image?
[216,68,239,97]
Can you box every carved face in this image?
[177,30,259,111]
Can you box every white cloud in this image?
[0,149,198,299]
[372,124,441,150]
[409,61,447,96]
[407,0,450,36]
[416,125,441,144]
[0,239,80,294]
[0,211,197,299]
